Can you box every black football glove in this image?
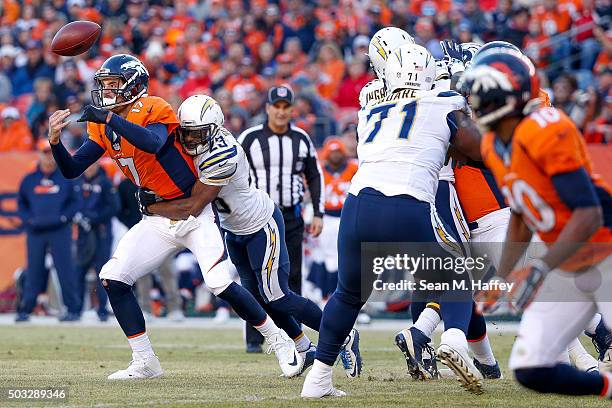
[77,105,109,124]
[136,188,163,216]
[440,40,466,75]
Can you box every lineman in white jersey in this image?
[145,94,360,377]
[302,44,484,398]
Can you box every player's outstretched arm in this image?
[146,181,222,220]
[449,110,482,161]
[48,109,105,179]
[76,105,169,154]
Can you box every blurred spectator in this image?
[486,0,513,39]
[552,73,591,129]
[573,0,602,71]
[334,58,372,109]
[0,107,33,152]
[74,161,120,322]
[524,18,552,69]
[16,140,81,322]
[584,89,612,143]
[314,42,345,99]
[11,40,55,96]
[463,0,488,37]
[533,0,572,72]
[53,60,85,108]
[224,56,266,108]
[26,77,54,131]
[415,17,444,59]
[501,7,530,48]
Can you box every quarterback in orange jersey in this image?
[47,55,299,381]
[460,50,612,398]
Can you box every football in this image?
[51,20,101,56]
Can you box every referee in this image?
[238,85,324,352]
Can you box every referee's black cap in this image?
[267,85,294,105]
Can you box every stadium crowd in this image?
[0,0,611,151]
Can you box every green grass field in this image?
[0,324,607,408]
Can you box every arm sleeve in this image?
[51,139,105,179]
[551,167,600,210]
[303,136,325,217]
[107,114,168,154]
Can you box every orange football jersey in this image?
[323,159,358,215]
[482,107,612,270]
[454,163,506,223]
[87,95,196,199]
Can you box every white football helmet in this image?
[384,44,436,93]
[461,42,483,68]
[177,94,224,156]
[368,27,415,79]
[358,79,386,108]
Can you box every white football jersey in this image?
[351,89,468,203]
[195,127,274,235]
[431,66,455,183]
[359,78,386,108]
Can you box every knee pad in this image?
[101,279,132,299]
[207,280,232,296]
[99,257,133,285]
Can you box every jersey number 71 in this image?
[364,102,417,143]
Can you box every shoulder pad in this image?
[197,143,240,185]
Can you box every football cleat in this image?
[339,328,362,378]
[266,330,304,378]
[299,344,317,375]
[437,343,484,394]
[585,320,612,372]
[107,354,163,380]
[473,359,503,379]
[395,327,439,380]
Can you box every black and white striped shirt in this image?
[238,122,325,217]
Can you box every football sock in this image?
[217,282,267,327]
[515,364,607,396]
[585,313,602,335]
[439,300,472,333]
[410,301,427,322]
[262,305,304,339]
[127,332,155,359]
[467,302,487,340]
[102,279,145,338]
[413,305,441,338]
[294,332,313,353]
[470,334,497,365]
[254,316,280,339]
[315,291,363,366]
[269,292,322,331]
